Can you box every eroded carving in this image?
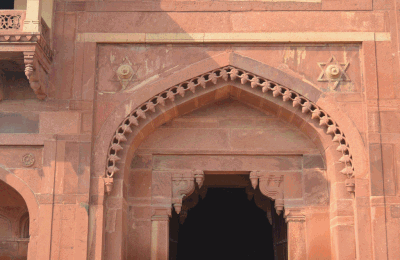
[317,56,350,89]
[105,66,355,195]
[111,57,139,90]
[250,171,284,215]
[21,153,35,167]
[172,170,204,214]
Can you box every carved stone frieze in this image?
[250,171,284,215]
[105,66,355,195]
[172,170,204,214]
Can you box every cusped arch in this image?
[102,64,356,194]
[0,168,38,238]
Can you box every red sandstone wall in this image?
[0,0,399,259]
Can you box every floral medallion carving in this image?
[103,66,355,195]
[317,56,350,89]
[22,153,35,167]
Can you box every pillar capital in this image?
[284,208,306,223]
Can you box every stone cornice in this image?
[76,32,391,43]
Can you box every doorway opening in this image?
[169,173,287,260]
[0,179,30,260]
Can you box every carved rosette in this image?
[250,171,284,215]
[105,66,355,195]
[172,170,204,214]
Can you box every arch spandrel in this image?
[100,64,356,195]
[93,53,327,175]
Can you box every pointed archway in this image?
[92,52,367,260]
[0,168,38,260]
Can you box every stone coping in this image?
[76,32,391,43]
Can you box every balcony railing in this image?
[0,10,25,32]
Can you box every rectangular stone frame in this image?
[84,34,384,259]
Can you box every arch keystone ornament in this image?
[103,66,355,195]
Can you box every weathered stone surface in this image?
[0,0,399,259]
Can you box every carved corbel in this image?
[284,208,306,223]
[179,190,200,224]
[172,170,204,214]
[250,171,284,215]
[103,177,114,195]
[24,51,46,100]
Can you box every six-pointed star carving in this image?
[110,57,140,90]
[317,56,350,89]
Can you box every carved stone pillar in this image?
[151,207,172,260]
[250,171,284,215]
[285,209,307,260]
[23,0,41,32]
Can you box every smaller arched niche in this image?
[0,179,30,260]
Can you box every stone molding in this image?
[250,171,284,215]
[103,66,355,194]
[77,32,391,43]
[284,208,306,223]
[151,207,172,220]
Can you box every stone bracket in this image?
[172,170,204,214]
[23,51,49,100]
[250,171,284,215]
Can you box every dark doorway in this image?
[0,0,14,9]
[170,188,276,260]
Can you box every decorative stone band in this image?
[250,171,284,215]
[172,170,204,214]
[284,208,306,223]
[104,66,354,193]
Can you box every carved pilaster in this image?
[284,208,307,260]
[250,171,284,215]
[172,170,204,214]
[24,51,47,100]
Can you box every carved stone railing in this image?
[0,10,53,100]
[0,10,25,31]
